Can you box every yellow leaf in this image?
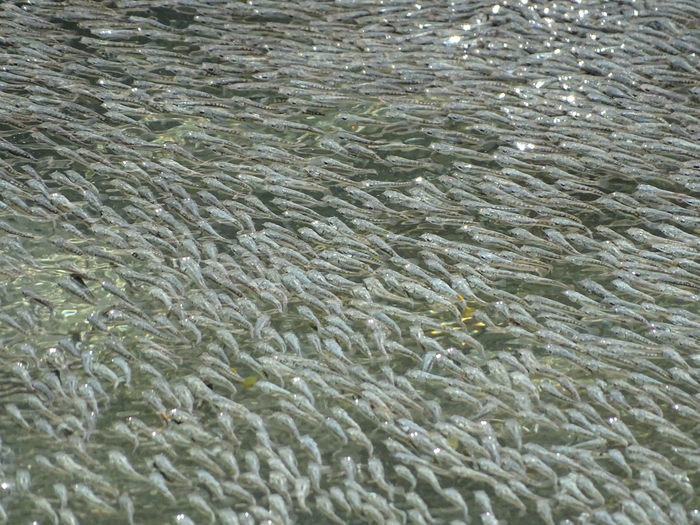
[242,376,258,388]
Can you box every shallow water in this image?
[1,0,700,524]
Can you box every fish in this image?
[0,1,698,525]
[74,483,115,513]
[108,451,147,482]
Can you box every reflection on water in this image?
[0,0,700,523]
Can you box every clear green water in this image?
[0,1,699,524]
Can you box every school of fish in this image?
[0,0,699,523]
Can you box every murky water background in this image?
[1,0,700,523]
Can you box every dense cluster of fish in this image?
[1,0,700,523]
